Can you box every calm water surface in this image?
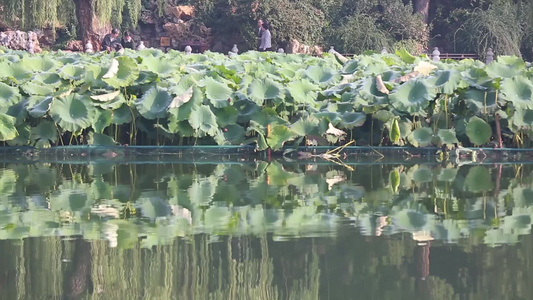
[0,160,531,299]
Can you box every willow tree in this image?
[0,0,143,49]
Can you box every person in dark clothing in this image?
[122,32,136,49]
[102,28,120,52]
[257,19,263,51]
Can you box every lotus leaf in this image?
[413,167,433,183]
[339,112,366,129]
[136,86,172,119]
[0,62,31,83]
[235,99,260,123]
[7,124,29,146]
[93,109,112,133]
[33,72,63,88]
[189,105,218,136]
[512,108,533,128]
[50,94,96,133]
[290,117,320,136]
[102,57,140,88]
[21,56,59,72]
[286,79,318,104]
[247,78,282,105]
[90,90,121,102]
[27,96,52,118]
[373,110,395,122]
[486,59,524,78]
[390,80,436,114]
[21,81,54,96]
[169,87,193,109]
[304,65,341,85]
[141,55,178,77]
[58,65,85,82]
[169,87,202,122]
[213,106,238,127]
[221,124,245,144]
[0,113,18,141]
[409,127,433,147]
[466,116,492,145]
[425,70,465,94]
[93,94,126,110]
[395,49,416,64]
[463,89,499,113]
[437,129,459,144]
[30,120,57,146]
[0,82,21,107]
[500,76,533,109]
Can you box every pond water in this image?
[0,159,532,299]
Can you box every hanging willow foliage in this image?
[0,0,143,31]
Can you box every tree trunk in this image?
[72,0,111,51]
[413,0,430,23]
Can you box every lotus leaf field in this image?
[1,47,533,149]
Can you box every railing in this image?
[436,53,478,60]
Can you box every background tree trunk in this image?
[413,0,430,23]
[73,0,111,51]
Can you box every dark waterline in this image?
[0,160,531,299]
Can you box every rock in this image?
[65,40,84,51]
[0,30,41,53]
[141,10,157,24]
[165,5,195,21]
[287,38,322,55]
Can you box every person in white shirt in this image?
[259,22,271,51]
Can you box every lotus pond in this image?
[1,47,533,150]
[0,149,532,299]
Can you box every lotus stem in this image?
[444,95,448,128]
[495,113,503,148]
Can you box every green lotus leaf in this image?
[425,70,466,94]
[437,168,457,182]
[168,119,195,136]
[93,109,112,133]
[413,167,433,183]
[90,90,121,102]
[465,166,493,192]
[112,104,133,125]
[0,82,21,107]
[205,76,232,105]
[304,65,341,85]
[0,113,18,141]
[33,72,63,88]
[21,56,60,72]
[189,105,218,136]
[461,68,492,89]
[234,100,260,123]
[500,76,533,109]
[7,124,29,146]
[135,86,172,119]
[290,117,320,136]
[169,87,202,122]
[0,62,31,83]
[313,112,342,125]
[342,59,361,74]
[30,120,57,145]
[286,79,318,104]
[21,81,55,96]
[389,80,435,115]
[213,106,238,127]
[88,132,116,146]
[50,94,96,133]
[266,124,297,150]
[466,116,492,145]
[437,129,458,144]
[395,48,416,64]
[218,124,246,144]
[247,78,282,105]
[372,110,395,122]
[486,59,524,78]
[134,70,158,85]
[27,96,52,118]
[463,89,499,113]
[102,56,140,88]
[512,108,533,128]
[141,55,178,77]
[339,112,366,129]
[409,127,433,147]
[58,64,85,82]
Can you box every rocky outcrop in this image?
[165,5,195,21]
[162,21,211,46]
[65,40,84,52]
[0,30,41,52]
[287,38,322,55]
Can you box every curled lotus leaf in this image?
[189,105,218,136]
[425,70,466,94]
[466,116,492,145]
[90,90,121,102]
[102,56,140,88]
[395,48,416,64]
[266,124,297,150]
[304,65,341,85]
[339,112,366,129]
[27,96,52,118]
[0,82,21,107]
[50,94,96,133]
[500,76,533,109]
[33,72,63,88]
[135,86,173,119]
[205,77,233,107]
[21,81,55,96]
[58,64,85,82]
[389,80,435,115]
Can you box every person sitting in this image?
[137,41,146,50]
[122,32,136,49]
[259,22,271,52]
[102,28,120,52]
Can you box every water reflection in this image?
[1,161,533,298]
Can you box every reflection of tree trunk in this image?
[64,239,92,298]
[413,0,430,23]
[416,242,430,298]
[72,0,111,51]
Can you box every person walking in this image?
[259,22,271,52]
